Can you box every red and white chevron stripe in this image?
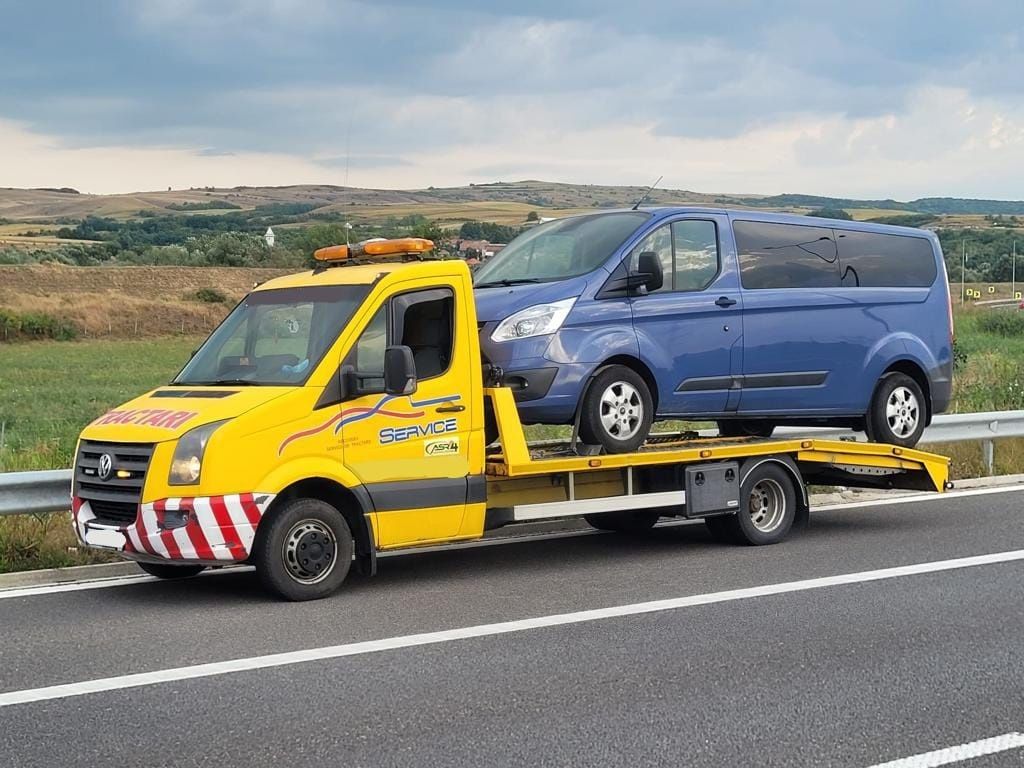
[72,493,275,563]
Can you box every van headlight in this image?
[491,298,577,342]
[168,420,227,486]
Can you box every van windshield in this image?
[473,212,650,286]
[173,285,369,386]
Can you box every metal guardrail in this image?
[2,410,1024,518]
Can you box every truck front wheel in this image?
[253,498,354,601]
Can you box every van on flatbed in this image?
[72,239,951,600]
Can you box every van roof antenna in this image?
[631,175,664,210]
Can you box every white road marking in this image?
[1,483,1022,600]
[867,732,1024,768]
[1,547,1023,708]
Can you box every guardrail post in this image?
[982,439,995,476]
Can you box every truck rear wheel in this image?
[721,462,797,546]
[253,498,354,601]
[136,562,205,580]
[584,511,659,533]
[579,366,653,453]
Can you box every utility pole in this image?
[961,239,966,305]
[1013,239,1017,299]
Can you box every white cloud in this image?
[3,84,1024,199]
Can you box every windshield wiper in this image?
[474,278,542,288]
[175,379,262,387]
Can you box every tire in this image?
[723,462,797,546]
[136,562,205,580]
[584,511,660,533]
[578,366,654,453]
[864,372,926,448]
[716,420,776,438]
[253,497,354,601]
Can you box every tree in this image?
[806,207,853,220]
[526,211,539,222]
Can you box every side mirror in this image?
[636,251,664,292]
[384,345,418,396]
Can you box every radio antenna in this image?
[631,175,663,210]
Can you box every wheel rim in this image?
[885,386,920,438]
[282,519,337,585]
[598,381,643,440]
[748,478,786,533]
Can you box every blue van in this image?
[473,208,953,451]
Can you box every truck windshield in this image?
[173,284,370,386]
[473,212,650,286]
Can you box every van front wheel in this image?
[578,366,654,453]
[865,372,926,448]
[253,498,354,601]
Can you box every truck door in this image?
[339,281,476,547]
[629,215,743,416]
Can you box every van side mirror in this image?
[636,251,664,292]
[384,345,418,396]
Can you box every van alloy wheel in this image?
[886,386,920,439]
[599,381,643,440]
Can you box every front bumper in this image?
[72,493,276,564]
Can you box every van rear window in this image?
[734,221,839,289]
[835,230,937,288]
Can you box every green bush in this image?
[977,311,1024,337]
[18,312,77,340]
[0,310,76,341]
[190,287,228,304]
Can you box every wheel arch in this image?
[259,477,376,576]
[595,354,660,413]
[881,359,932,424]
[739,455,809,529]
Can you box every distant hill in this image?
[1,180,1023,223]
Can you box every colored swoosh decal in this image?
[278,393,461,455]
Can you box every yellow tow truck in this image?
[72,239,951,600]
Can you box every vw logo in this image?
[98,453,114,481]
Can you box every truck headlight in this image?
[168,420,227,486]
[491,298,576,342]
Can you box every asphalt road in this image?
[2,488,1024,767]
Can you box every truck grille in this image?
[74,440,155,526]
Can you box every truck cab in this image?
[74,241,488,597]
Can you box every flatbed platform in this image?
[482,388,950,528]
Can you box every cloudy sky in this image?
[2,0,1023,198]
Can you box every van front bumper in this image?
[72,493,275,564]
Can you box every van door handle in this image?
[435,404,466,413]
[715,296,737,308]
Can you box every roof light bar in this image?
[314,237,435,262]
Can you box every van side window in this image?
[630,220,719,292]
[671,220,719,291]
[735,221,839,289]
[630,225,673,293]
[836,231,937,288]
[392,288,455,380]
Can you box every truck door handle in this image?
[435,405,466,413]
[715,296,737,308]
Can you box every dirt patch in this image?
[0,264,292,338]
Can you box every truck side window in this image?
[393,289,455,380]
[352,306,387,390]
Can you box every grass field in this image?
[2,302,1023,573]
